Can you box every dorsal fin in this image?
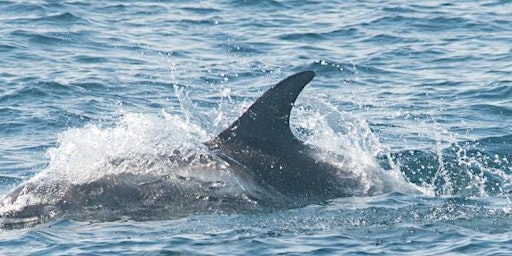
[210,71,315,152]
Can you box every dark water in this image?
[1,0,512,254]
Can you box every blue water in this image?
[1,0,512,254]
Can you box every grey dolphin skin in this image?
[0,71,364,227]
[207,71,359,205]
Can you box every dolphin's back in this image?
[207,71,356,202]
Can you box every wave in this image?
[28,12,90,25]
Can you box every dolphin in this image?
[0,71,368,227]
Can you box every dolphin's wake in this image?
[0,71,418,228]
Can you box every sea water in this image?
[1,0,512,255]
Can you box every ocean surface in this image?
[1,0,512,254]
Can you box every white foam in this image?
[292,98,429,196]
[35,111,209,184]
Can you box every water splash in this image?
[291,97,426,196]
[39,111,209,184]
[384,120,512,198]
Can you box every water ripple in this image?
[30,12,90,25]
[1,0,512,253]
